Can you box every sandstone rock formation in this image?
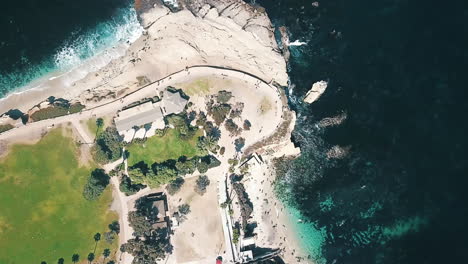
[304,80,328,104]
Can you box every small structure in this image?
[161,89,188,115]
[152,198,168,219]
[239,153,263,168]
[240,236,255,249]
[146,192,171,233]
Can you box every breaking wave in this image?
[0,4,142,98]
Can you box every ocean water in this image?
[257,0,468,263]
[0,0,142,98]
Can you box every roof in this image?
[115,102,164,132]
[152,221,168,230]
[152,200,167,218]
[240,236,255,248]
[161,90,187,115]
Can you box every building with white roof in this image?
[114,89,188,139]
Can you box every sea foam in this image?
[0,4,143,99]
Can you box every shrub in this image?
[104,231,116,244]
[93,127,123,163]
[83,169,110,200]
[233,182,253,231]
[166,114,196,139]
[197,160,209,173]
[234,137,246,152]
[196,111,207,127]
[206,99,215,116]
[219,147,226,155]
[175,158,198,176]
[154,129,165,137]
[232,228,240,244]
[211,104,231,125]
[196,135,218,154]
[69,103,85,113]
[178,204,191,215]
[228,159,239,166]
[108,220,120,234]
[30,106,69,121]
[188,111,197,122]
[120,175,145,196]
[146,161,178,187]
[201,155,221,169]
[166,177,185,195]
[229,102,244,119]
[128,167,147,185]
[216,90,232,104]
[243,120,251,130]
[195,175,210,195]
[0,124,14,133]
[225,119,241,136]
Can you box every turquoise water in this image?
[0,4,142,98]
[285,205,327,264]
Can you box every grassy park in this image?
[0,129,118,264]
[127,128,203,166]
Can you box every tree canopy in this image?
[122,195,173,262]
[92,127,123,163]
[195,175,211,195]
[83,169,110,200]
[166,177,185,195]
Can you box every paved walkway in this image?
[0,65,280,142]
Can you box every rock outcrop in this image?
[304,80,328,104]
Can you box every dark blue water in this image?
[0,0,141,98]
[256,0,468,263]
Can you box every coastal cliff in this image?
[76,0,288,105]
[0,0,288,114]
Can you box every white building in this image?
[114,89,188,141]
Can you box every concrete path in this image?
[0,65,281,143]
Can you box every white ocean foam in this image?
[1,5,143,106]
[288,40,307,46]
[53,6,143,76]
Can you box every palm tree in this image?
[143,123,152,138]
[96,118,104,130]
[197,135,217,153]
[95,118,104,140]
[93,233,101,253]
[102,248,111,263]
[57,258,64,264]
[72,254,80,263]
[131,125,140,141]
[87,253,95,264]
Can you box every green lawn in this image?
[0,129,118,264]
[127,128,203,166]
